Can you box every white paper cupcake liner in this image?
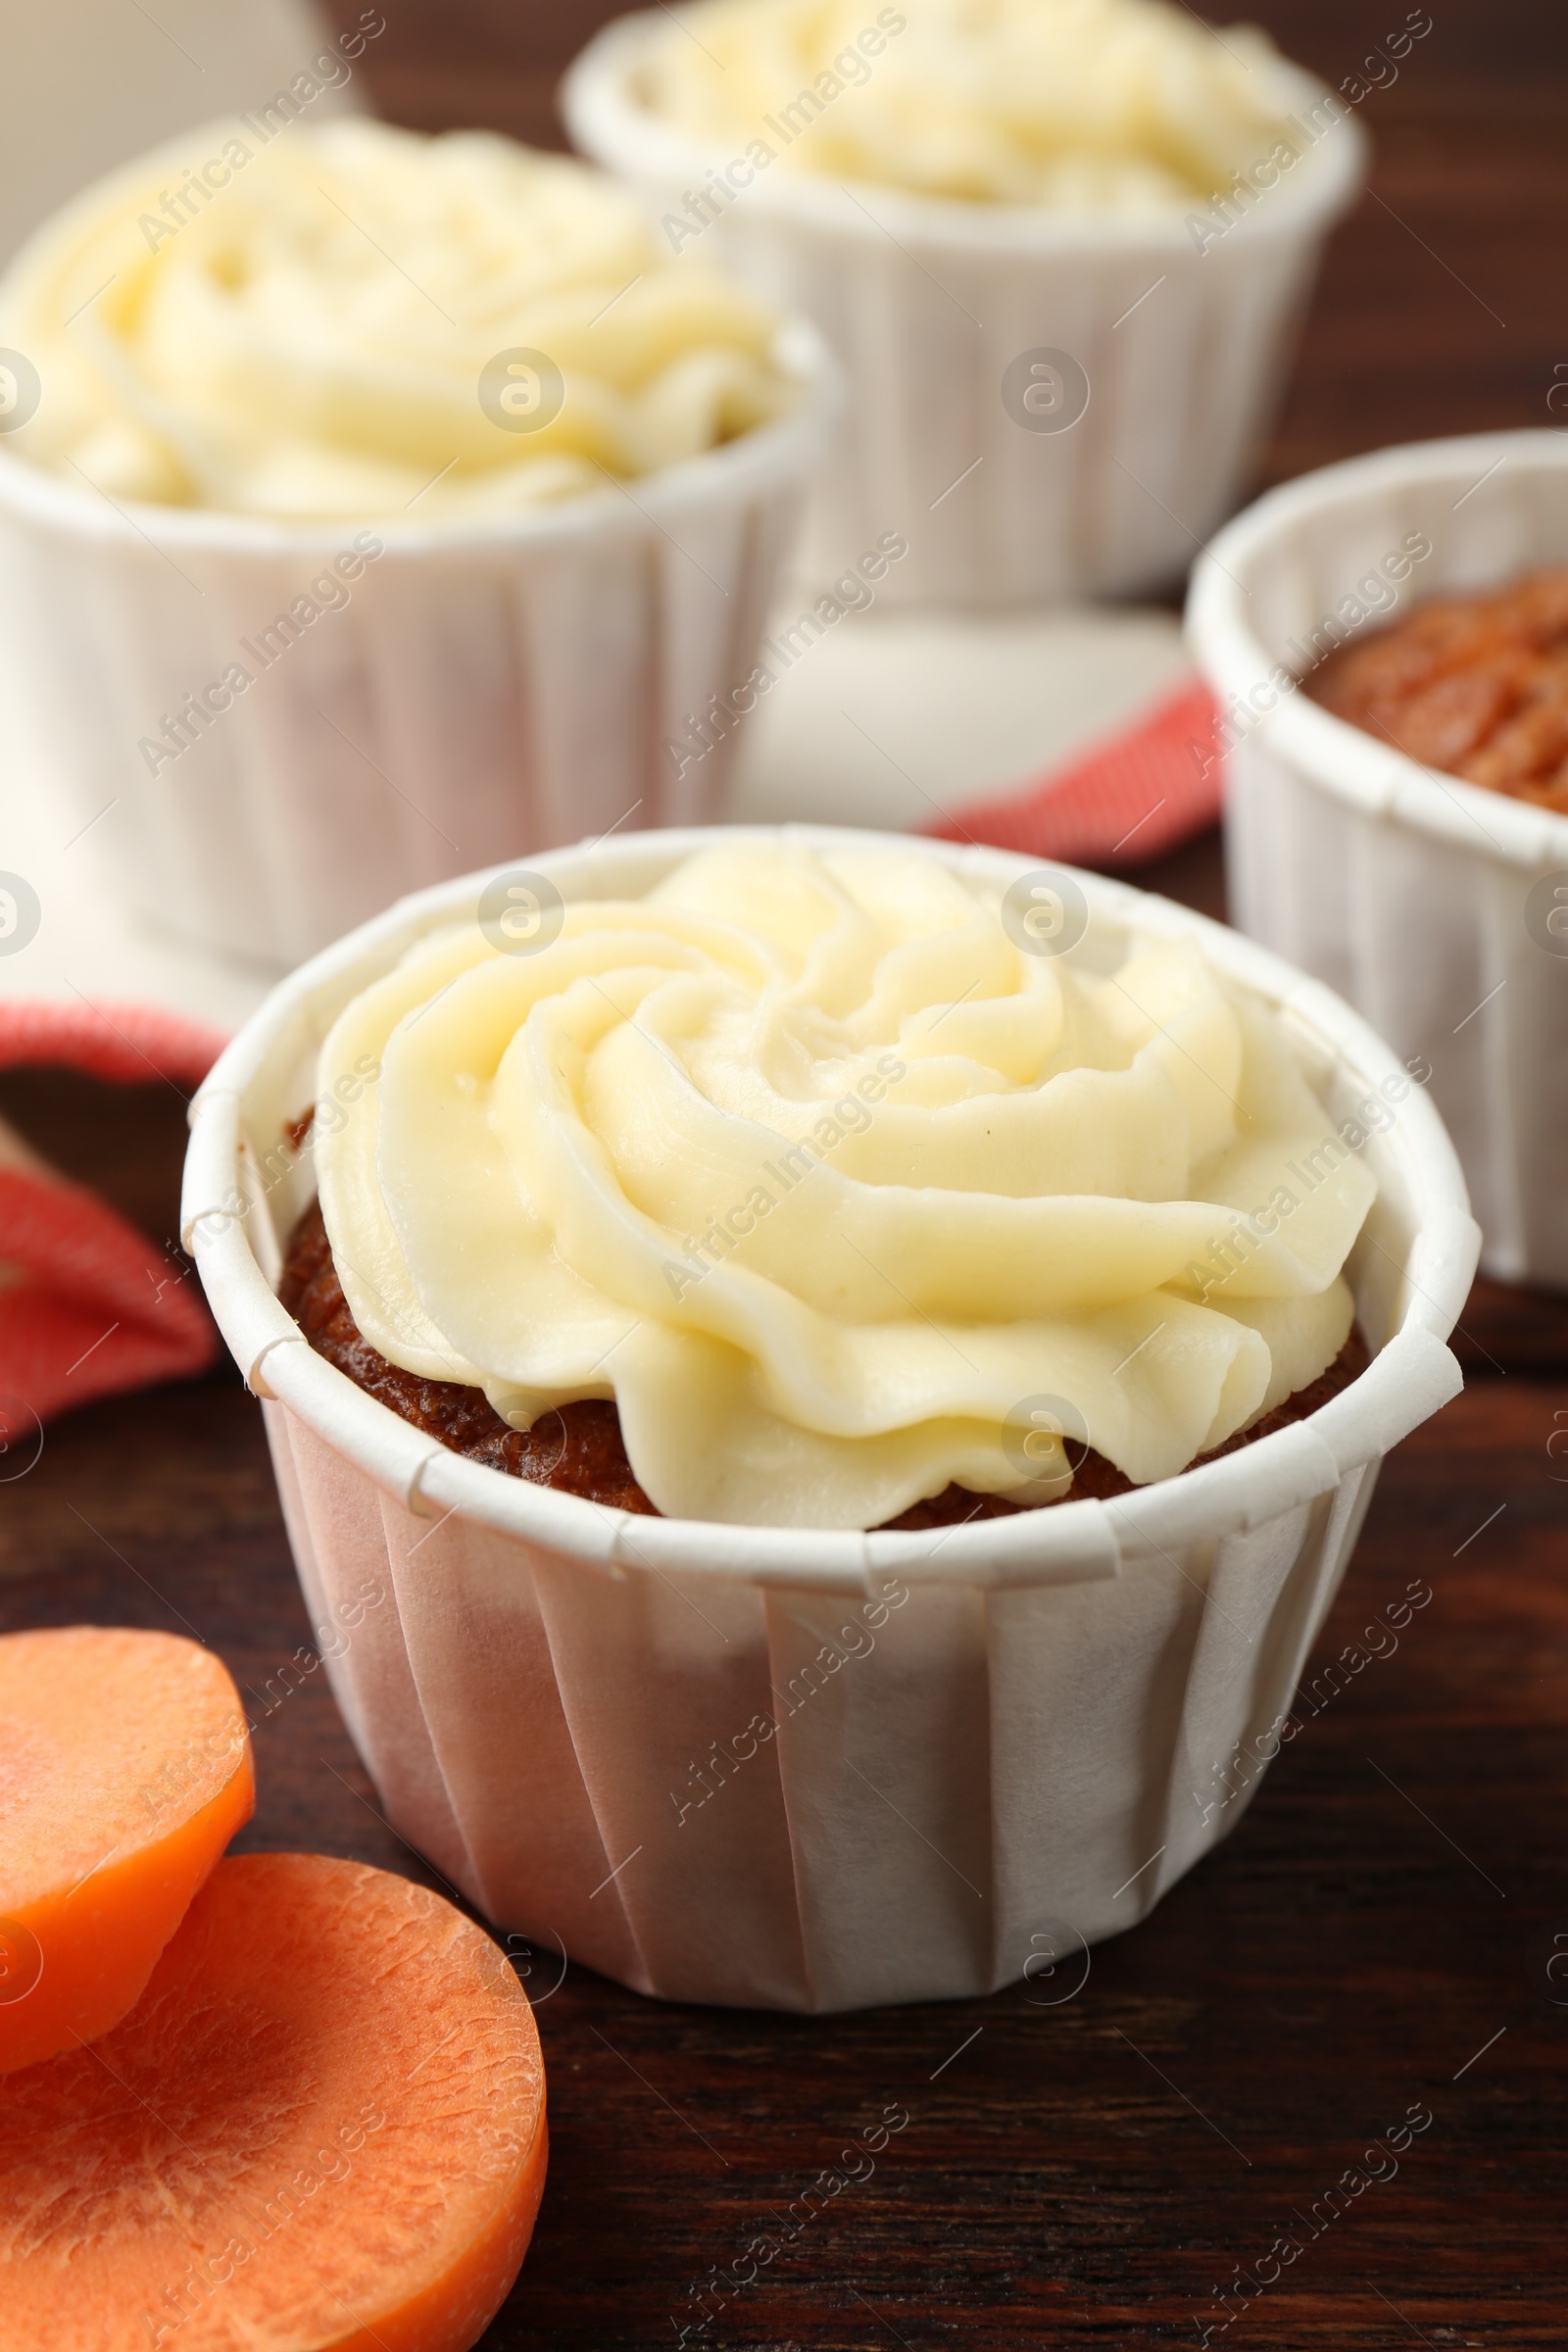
[0,320,835,972]
[564,15,1366,610]
[1188,429,1568,1290]
[183,825,1477,2012]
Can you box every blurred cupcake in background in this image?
[565,0,1370,606]
[1187,428,1568,1290]
[7,120,797,516]
[635,0,1297,210]
[0,119,837,967]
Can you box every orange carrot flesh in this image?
[0,1851,549,2352]
[0,1625,255,2073]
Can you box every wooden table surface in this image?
[5,4,1568,2345]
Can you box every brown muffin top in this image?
[279,1198,1367,1531]
[1305,567,1568,809]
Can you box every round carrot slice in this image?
[0,1625,254,2073]
[0,1851,548,2352]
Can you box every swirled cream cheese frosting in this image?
[0,120,792,516]
[635,0,1301,210]
[311,842,1375,1531]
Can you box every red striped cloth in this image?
[0,1002,227,1438]
[0,1000,228,1088]
[924,674,1222,865]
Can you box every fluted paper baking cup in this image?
[183,824,1477,2012]
[563,15,1366,610]
[0,320,835,972]
[1188,429,1568,1289]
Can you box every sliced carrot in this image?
[0,1851,548,2352]
[0,1625,254,2073]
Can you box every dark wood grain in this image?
[7,6,1568,2344]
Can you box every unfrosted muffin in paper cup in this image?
[0,119,836,969]
[1187,428,1568,1289]
[564,0,1369,608]
[182,824,1476,2012]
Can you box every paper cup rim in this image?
[1187,427,1568,872]
[184,823,1477,1589]
[0,315,840,560]
[562,11,1368,257]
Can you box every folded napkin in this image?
[925,674,1223,865]
[0,1002,226,1434]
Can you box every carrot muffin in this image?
[629,0,1305,214]
[1306,567,1568,812]
[283,841,1378,1531]
[0,118,795,518]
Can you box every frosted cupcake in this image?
[565,0,1369,604]
[0,121,835,964]
[286,836,1375,1529]
[184,827,1477,2009]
